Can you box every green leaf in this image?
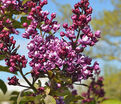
[0,79,7,94]
[22,0,30,5]
[11,91,19,94]
[34,94,43,104]
[48,31,53,35]
[20,96,35,102]
[10,96,18,104]
[0,65,9,72]
[12,20,22,28]
[53,89,71,96]
[44,95,56,104]
[0,55,5,60]
[64,95,83,103]
[0,65,17,75]
[37,80,42,87]
[45,87,50,95]
[101,99,121,104]
[48,70,53,78]
[20,16,30,25]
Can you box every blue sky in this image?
[0,0,115,81]
[46,0,114,15]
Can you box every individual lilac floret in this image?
[95,30,101,38]
[93,61,100,75]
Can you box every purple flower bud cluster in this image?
[0,32,17,53]
[8,76,19,85]
[22,0,60,39]
[5,55,27,72]
[0,34,14,52]
[0,18,19,55]
[0,0,22,12]
[60,0,101,48]
[81,76,105,104]
[0,1,29,86]
[0,17,19,34]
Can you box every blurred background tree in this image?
[91,0,121,61]
[51,0,121,101]
[103,64,121,100]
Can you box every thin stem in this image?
[42,32,46,38]
[18,84,31,89]
[74,83,89,87]
[40,30,43,36]
[75,28,81,43]
[72,28,81,49]
[19,69,37,92]
[25,71,31,76]
[32,77,36,85]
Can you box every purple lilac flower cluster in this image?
[28,34,100,81]
[22,0,60,39]
[0,15,18,55]
[0,0,32,12]
[0,0,20,9]
[81,77,105,104]
[0,0,28,84]
[60,0,101,48]
[0,0,101,84]
[0,0,104,103]
[0,18,27,73]
[0,11,19,56]
[26,0,101,82]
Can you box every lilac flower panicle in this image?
[28,35,100,81]
[0,0,104,103]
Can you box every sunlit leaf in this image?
[22,0,30,5]
[64,95,83,103]
[44,95,56,104]
[101,99,121,104]
[20,96,35,102]
[45,87,50,95]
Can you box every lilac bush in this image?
[0,0,105,103]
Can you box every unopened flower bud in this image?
[23,22,28,27]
